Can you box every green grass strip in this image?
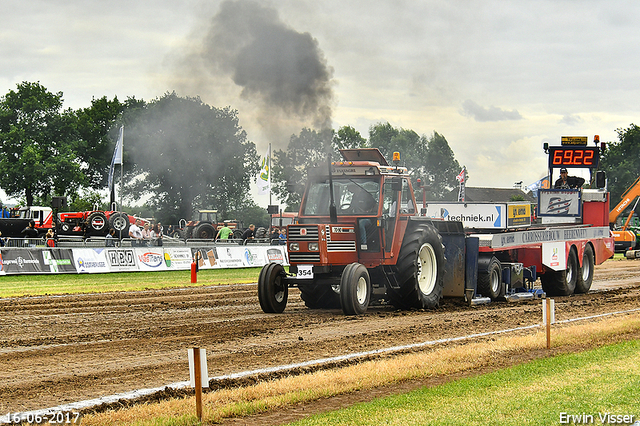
[291,340,640,426]
[0,268,263,298]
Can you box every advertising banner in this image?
[135,248,168,271]
[191,248,218,269]
[164,247,193,270]
[42,249,76,273]
[0,244,289,275]
[72,248,110,273]
[104,248,138,272]
[0,249,43,274]
[425,203,505,229]
[538,189,582,217]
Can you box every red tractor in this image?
[57,210,137,237]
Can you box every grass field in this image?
[0,268,263,298]
[82,313,640,426]
[291,339,640,426]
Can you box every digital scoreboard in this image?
[548,146,600,169]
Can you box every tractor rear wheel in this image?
[575,244,594,294]
[86,212,108,235]
[258,263,288,313]
[389,225,446,309]
[340,263,371,315]
[109,212,130,236]
[194,223,215,240]
[541,246,578,296]
[299,284,341,309]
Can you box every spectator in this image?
[21,220,38,238]
[153,223,163,246]
[241,224,255,244]
[0,231,8,247]
[270,227,280,244]
[105,228,116,247]
[216,224,233,240]
[45,229,56,247]
[279,228,287,245]
[129,219,143,246]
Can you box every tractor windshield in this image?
[301,177,380,216]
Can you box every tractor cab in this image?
[294,149,417,269]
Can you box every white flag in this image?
[256,145,271,195]
[108,126,124,190]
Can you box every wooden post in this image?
[193,347,203,420]
[546,298,551,350]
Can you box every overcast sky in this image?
[2,0,639,206]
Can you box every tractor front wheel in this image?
[340,263,371,315]
[258,263,288,313]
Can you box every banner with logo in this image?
[0,245,288,275]
[0,249,44,274]
[135,248,168,271]
[42,249,76,273]
[73,248,110,273]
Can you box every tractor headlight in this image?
[309,242,319,251]
[289,242,300,251]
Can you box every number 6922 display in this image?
[548,146,600,169]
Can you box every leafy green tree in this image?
[423,132,462,200]
[122,92,258,223]
[271,128,333,211]
[333,125,367,149]
[368,123,460,199]
[0,82,84,206]
[600,124,640,204]
[74,96,128,189]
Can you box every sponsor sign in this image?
[507,204,531,227]
[542,242,566,271]
[491,226,610,249]
[538,189,581,217]
[163,248,192,270]
[191,248,217,269]
[266,247,286,264]
[0,249,43,273]
[424,203,505,229]
[105,249,138,272]
[213,246,245,268]
[42,249,76,273]
[73,248,109,273]
[136,248,167,271]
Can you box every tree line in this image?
[2,81,638,226]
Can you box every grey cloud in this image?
[461,99,522,122]
[560,114,582,126]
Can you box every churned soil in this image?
[1,259,640,418]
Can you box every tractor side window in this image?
[400,179,415,214]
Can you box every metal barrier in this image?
[0,236,282,248]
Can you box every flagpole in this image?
[268,142,272,207]
[119,125,124,213]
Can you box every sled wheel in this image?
[541,246,578,296]
[478,257,503,300]
[575,244,595,294]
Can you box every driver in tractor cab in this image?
[349,184,378,249]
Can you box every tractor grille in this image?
[288,225,321,263]
[289,253,321,263]
[325,225,356,252]
[288,225,319,241]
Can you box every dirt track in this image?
[1,260,640,413]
